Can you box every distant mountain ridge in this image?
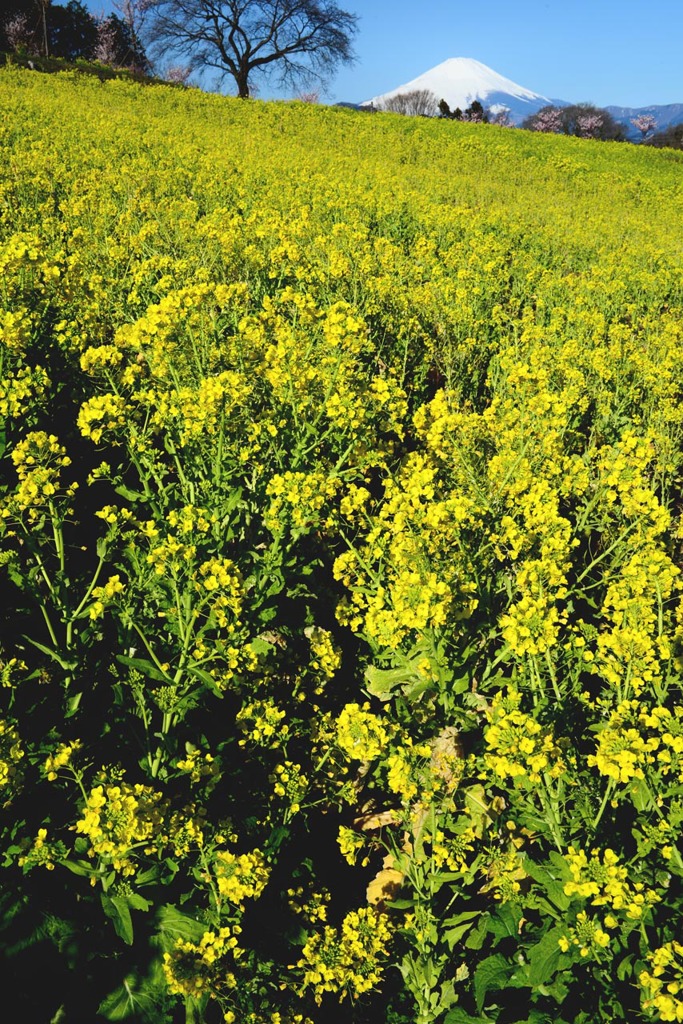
[356,58,683,137]
[606,103,683,140]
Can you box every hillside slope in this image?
[1,68,683,1024]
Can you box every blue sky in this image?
[91,0,683,108]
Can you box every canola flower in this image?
[483,688,566,785]
[75,780,168,876]
[640,942,683,1022]
[2,65,683,1024]
[295,907,392,1003]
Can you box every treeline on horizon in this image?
[1,0,147,71]
[359,90,683,150]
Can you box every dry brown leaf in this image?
[366,867,404,906]
[354,808,400,831]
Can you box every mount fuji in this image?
[361,58,563,124]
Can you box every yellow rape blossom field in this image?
[1,65,683,1024]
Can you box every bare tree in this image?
[378,89,438,117]
[112,0,150,69]
[38,0,51,56]
[144,0,358,99]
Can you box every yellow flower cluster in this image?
[0,364,50,419]
[265,471,340,535]
[640,942,683,1023]
[1,431,76,523]
[166,807,205,857]
[385,738,433,802]
[337,825,366,867]
[75,780,167,875]
[480,846,527,903]
[593,433,680,699]
[558,910,611,958]
[176,748,219,787]
[336,702,392,762]
[306,626,341,680]
[88,574,125,620]
[334,448,478,648]
[287,884,330,923]
[214,848,270,907]
[270,761,308,816]
[163,925,242,999]
[563,846,659,919]
[0,655,26,689]
[589,700,683,784]
[44,739,82,781]
[196,557,243,627]
[295,907,392,1002]
[237,699,290,747]
[484,689,566,784]
[18,828,61,872]
[0,718,24,792]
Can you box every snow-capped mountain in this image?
[362,58,559,124]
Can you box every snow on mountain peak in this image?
[363,57,551,123]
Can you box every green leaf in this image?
[527,926,566,987]
[102,895,134,945]
[444,921,478,949]
[186,664,223,697]
[444,1010,491,1024]
[116,655,171,683]
[61,859,94,878]
[474,953,510,1012]
[97,971,163,1022]
[525,862,571,911]
[547,851,571,879]
[114,484,147,503]
[22,635,75,670]
[156,904,205,949]
[135,866,159,887]
[465,914,490,950]
[629,777,654,812]
[65,692,83,718]
[443,910,481,950]
[127,893,151,912]
[488,902,521,940]
[617,954,635,982]
[364,663,413,701]
[248,636,276,657]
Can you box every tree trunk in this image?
[41,0,50,56]
[236,68,250,98]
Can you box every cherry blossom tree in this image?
[526,105,564,133]
[4,13,32,51]
[93,16,119,63]
[631,114,657,140]
[576,112,605,138]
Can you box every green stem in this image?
[593,782,613,831]
[572,518,641,590]
[70,555,106,621]
[39,602,59,648]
